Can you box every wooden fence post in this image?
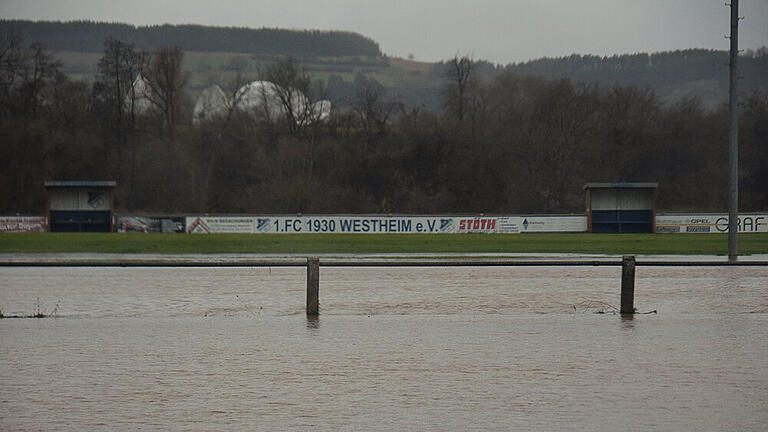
[621,255,636,315]
[307,257,319,315]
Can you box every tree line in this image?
[1,33,766,216]
[430,49,767,111]
[505,49,767,96]
[0,20,381,58]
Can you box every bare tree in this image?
[353,73,398,144]
[222,66,255,120]
[261,57,314,132]
[0,28,24,116]
[443,55,474,121]
[94,37,145,158]
[18,42,61,118]
[144,46,188,141]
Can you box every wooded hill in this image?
[0,20,381,58]
[503,50,768,108]
[4,20,766,110]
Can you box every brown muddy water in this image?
[1,265,767,431]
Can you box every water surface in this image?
[1,265,766,430]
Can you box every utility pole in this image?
[727,0,740,263]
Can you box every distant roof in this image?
[583,182,658,190]
[44,181,116,188]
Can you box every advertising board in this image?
[117,216,185,233]
[186,217,259,234]
[186,216,511,234]
[185,215,589,234]
[518,216,587,233]
[655,214,768,233]
[0,216,47,232]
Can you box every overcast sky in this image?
[1,0,766,63]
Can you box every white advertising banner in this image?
[185,215,589,234]
[185,215,518,234]
[518,216,587,233]
[0,216,47,232]
[186,217,259,234]
[655,214,768,233]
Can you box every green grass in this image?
[1,233,767,255]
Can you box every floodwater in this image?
[1,264,767,431]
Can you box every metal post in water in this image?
[727,0,740,263]
[306,257,320,315]
[621,256,636,315]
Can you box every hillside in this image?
[0,20,381,58]
[4,20,766,110]
[504,50,768,109]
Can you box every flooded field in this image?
[1,265,767,430]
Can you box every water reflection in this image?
[620,313,636,329]
[306,314,320,330]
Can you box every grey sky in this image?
[1,0,766,63]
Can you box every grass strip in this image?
[1,233,767,255]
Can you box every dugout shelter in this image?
[584,182,658,233]
[44,181,116,232]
